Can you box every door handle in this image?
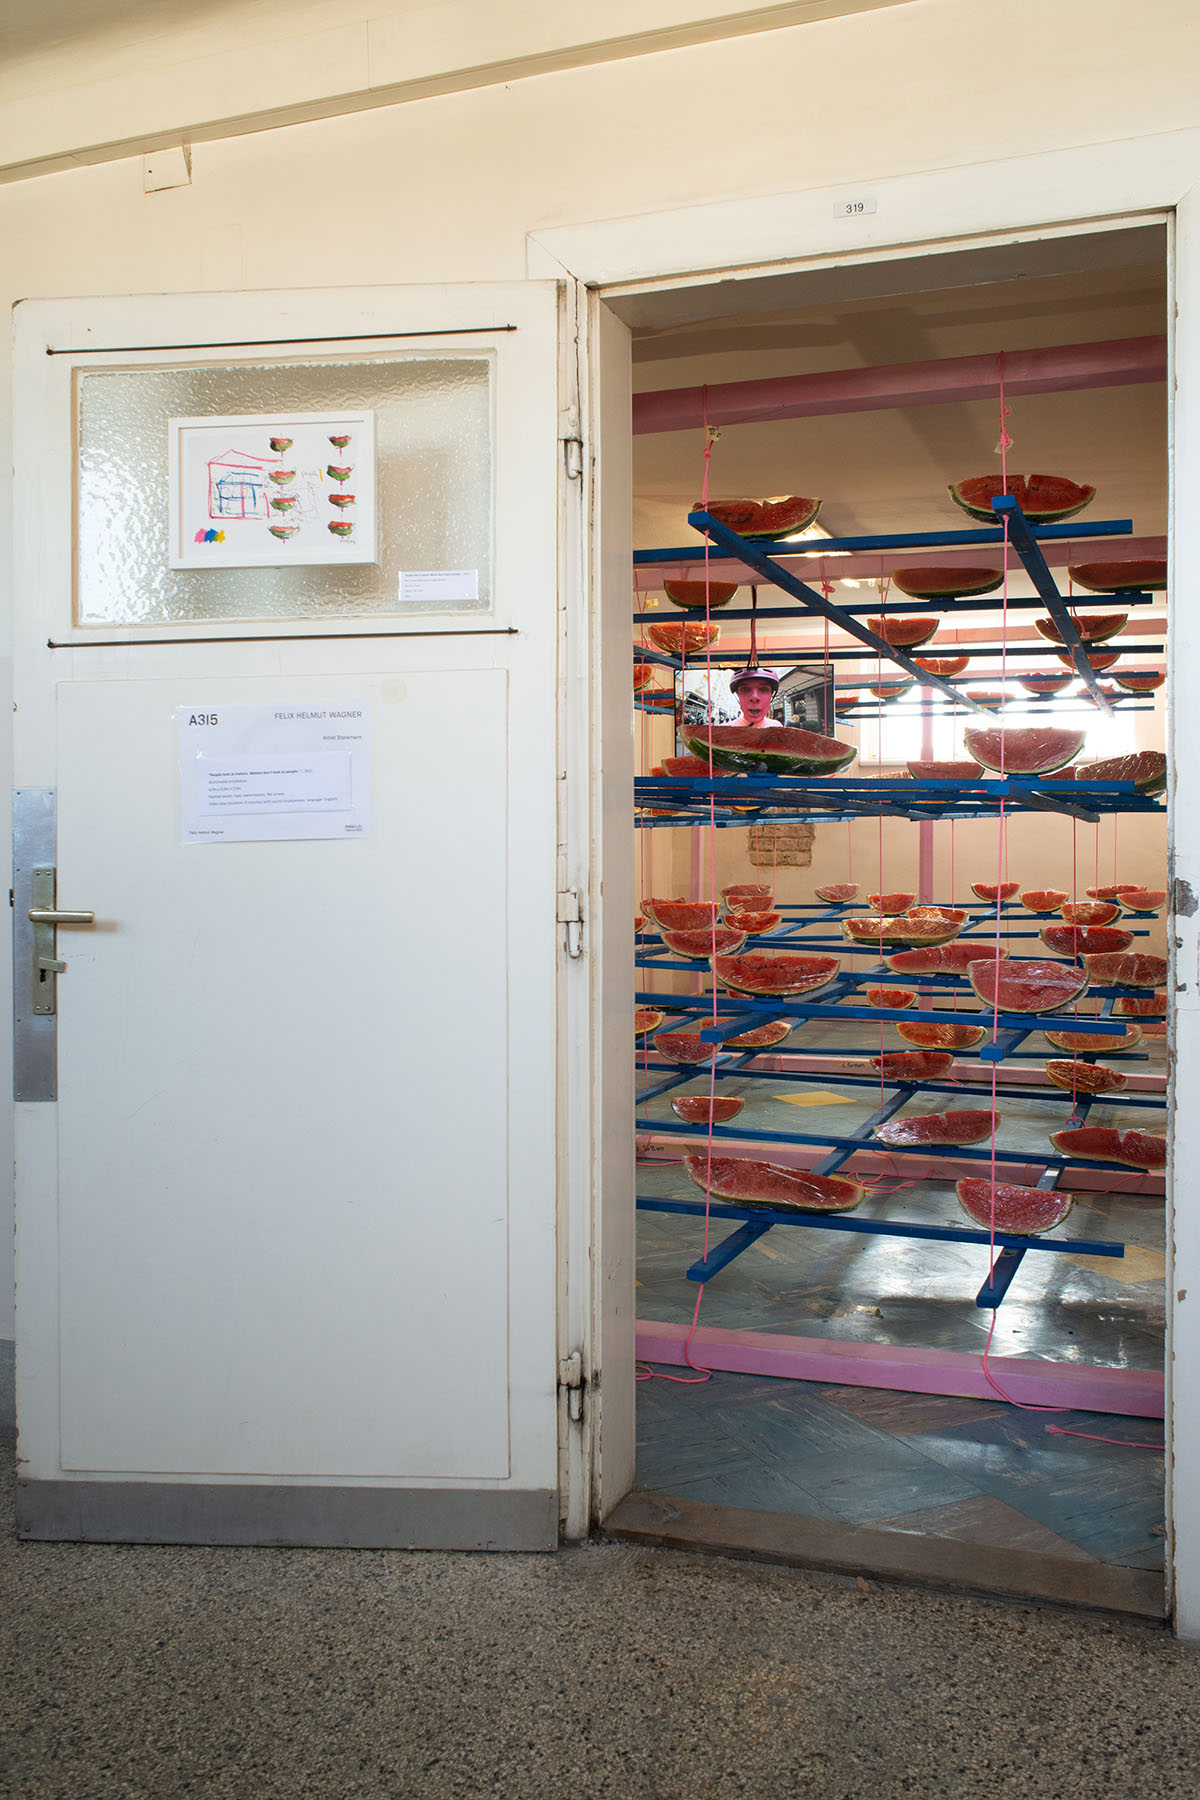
[29,868,95,1015]
[28,909,95,925]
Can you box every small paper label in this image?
[399,569,479,606]
[834,197,877,218]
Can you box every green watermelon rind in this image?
[682,724,857,777]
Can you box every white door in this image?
[12,286,568,1547]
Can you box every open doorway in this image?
[611,224,1170,1615]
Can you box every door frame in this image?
[546,132,1200,1637]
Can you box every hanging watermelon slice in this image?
[1084,952,1168,988]
[1061,901,1120,926]
[966,692,1005,710]
[906,906,967,923]
[644,899,718,930]
[908,759,983,780]
[913,657,971,678]
[1114,994,1167,1019]
[867,680,913,701]
[1087,884,1144,899]
[971,881,1020,902]
[671,1095,745,1125]
[874,1109,999,1147]
[645,620,722,655]
[865,616,941,648]
[868,891,916,913]
[1040,925,1135,957]
[1067,560,1167,592]
[1019,889,1070,913]
[1114,672,1165,693]
[662,925,748,958]
[662,579,739,610]
[834,693,860,713]
[891,565,1003,599]
[897,1021,989,1051]
[814,883,859,904]
[870,1050,954,1078]
[713,952,841,997]
[949,474,1095,523]
[843,916,963,948]
[963,727,1085,775]
[1018,674,1072,697]
[635,1008,664,1034]
[659,755,712,778]
[1121,889,1167,913]
[682,724,857,776]
[722,883,772,902]
[886,942,1007,974]
[634,915,644,933]
[956,1179,1074,1235]
[1076,752,1167,794]
[1044,1024,1142,1053]
[632,664,655,691]
[968,958,1089,1015]
[1044,1060,1127,1094]
[693,497,821,540]
[1049,1127,1166,1171]
[721,1019,793,1049]
[653,1032,716,1064]
[1053,648,1121,672]
[1034,612,1128,644]
[683,1153,863,1211]
[864,986,917,1009]
[723,910,782,935]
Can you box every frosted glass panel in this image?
[76,358,492,625]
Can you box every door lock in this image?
[29,867,94,1015]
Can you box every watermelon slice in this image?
[963,726,1085,775]
[906,906,968,923]
[645,621,721,655]
[843,916,963,948]
[908,760,983,780]
[874,1109,999,1148]
[891,565,1003,599]
[721,1019,792,1049]
[971,881,1020,902]
[1114,672,1165,693]
[1018,674,1072,697]
[966,692,1005,710]
[1084,952,1167,988]
[722,884,772,902]
[1076,752,1167,794]
[834,694,860,713]
[870,1050,954,1079]
[1121,890,1167,913]
[634,915,644,932]
[662,925,748,958]
[956,1179,1074,1235]
[913,657,971,678]
[968,958,1089,1015]
[682,724,857,777]
[886,943,1007,975]
[1049,1127,1166,1171]
[865,616,940,648]
[814,883,859,904]
[1087,884,1143,899]
[1061,901,1120,926]
[722,910,781,935]
[659,755,713,778]
[1044,1060,1127,1094]
[632,665,655,691]
[868,891,916,913]
[864,986,917,1009]
[1053,648,1121,672]
[867,681,913,701]
[1034,612,1127,645]
[1044,1024,1142,1053]
[949,474,1095,524]
[1115,994,1167,1018]
[1067,560,1167,593]
[644,899,718,931]
[1019,889,1070,913]
[662,579,739,610]
[635,1008,664,1034]
[897,1021,989,1051]
[694,497,821,540]
[671,1095,744,1125]
[1040,925,1134,957]
[684,1153,863,1212]
[713,952,841,997]
[654,1032,715,1064]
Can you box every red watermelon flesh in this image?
[866,615,940,648]
[844,916,963,948]
[1040,925,1135,957]
[1053,648,1120,672]
[897,1021,989,1051]
[864,986,917,1009]
[1019,890,1069,913]
[694,497,821,539]
[646,621,721,655]
[956,1179,1074,1235]
[1115,994,1167,1018]
[723,910,781,935]
[874,1109,998,1148]
[868,892,916,913]
[1044,1060,1127,1094]
[654,1032,715,1064]
[661,755,714,777]
[635,1008,663,1034]
[662,579,739,610]
[1087,885,1143,899]
[867,681,913,700]
[634,915,644,932]
[1068,560,1167,593]
[633,665,654,690]
[662,925,747,958]
[1115,672,1165,693]
[722,884,771,901]
[1043,1024,1142,1053]
[1049,1127,1166,1171]
[722,1019,792,1049]
[671,1095,745,1125]
[949,474,1095,524]
[683,1154,863,1212]
[645,899,718,930]
[964,727,1085,775]
[1035,612,1127,644]
[1084,952,1167,988]
[886,943,1007,974]
[1018,674,1072,696]
[968,958,1089,1015]
[714,952,841,996]
[1122,890,1167,912]
[914,657,971,677]
[834,694,860,711]
[1061,902,1120,926]
[870,1051,954,1079]
[971,882,1020,902]
[815,883,859,904]
[1076,752,1167,794]
[891,565,1003,599]
[908,760,983,780]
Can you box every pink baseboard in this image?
[636,1319,1165,1418]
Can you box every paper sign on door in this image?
[179,703,370,843]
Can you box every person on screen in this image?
[728,667,781,727]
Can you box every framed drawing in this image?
[168,411,377,568]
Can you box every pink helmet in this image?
[728,666,779,693]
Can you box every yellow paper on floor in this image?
[1067,1246,1165,1284]
[774,1089,856,1107]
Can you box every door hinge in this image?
[562,436,584,480]
[557,889,583,958]
[558,1350,586,1423]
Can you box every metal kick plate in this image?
[13,790,58,1101]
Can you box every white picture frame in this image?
[167,411,377,568]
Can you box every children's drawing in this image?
[168,411,376,569]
